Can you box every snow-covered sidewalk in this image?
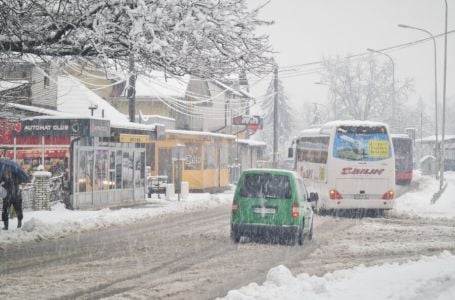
[219,251,455,300]
[0,192,233,245]
[393,171,455,219]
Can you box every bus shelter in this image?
[71,124,163,209]
[72,138,147,209]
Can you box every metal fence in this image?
[21,183,35,210]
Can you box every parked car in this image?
[230,169,318,245]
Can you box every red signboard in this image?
[232,115,263,128]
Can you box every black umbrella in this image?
[0,158,29,183]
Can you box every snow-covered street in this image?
[0,172,455,299]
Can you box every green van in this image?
[230,169,318,245]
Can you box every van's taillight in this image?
[329,189,342,200]
[291,204,299,218]
[382,190,395,200]
[232,200,238,214]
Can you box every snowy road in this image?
[1,202,455,300]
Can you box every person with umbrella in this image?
[0,159,28,230]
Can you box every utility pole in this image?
[239,70,250,138]
[272,64,279,168]
[127,54,136,122]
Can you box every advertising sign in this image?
[119,134,150,143]
[232,115,263,127]
[13,118,110,137]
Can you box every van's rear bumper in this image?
[231,223,299,239]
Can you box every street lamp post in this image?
[440,0,449,191]
[366,48,396,131]
[398,24,439,180]
[314,82,336,120]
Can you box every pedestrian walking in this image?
[1,170,23,230]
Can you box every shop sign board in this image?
[232,115,262,127]
[119,134,151,143]
[13,118,110,137]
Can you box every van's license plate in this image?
[253,207,276,214]
[354,194,369,199]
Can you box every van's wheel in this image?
[297,227,304,245]
[231,228,241,243]
[308,217,314,240]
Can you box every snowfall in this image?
[1,172,455,300]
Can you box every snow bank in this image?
[393,171,455,219]
[220,251,455,300]
[0,192,233,245]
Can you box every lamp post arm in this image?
[366,48,395,130]
[398,23,439,179]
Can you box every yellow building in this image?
[150,130,235,192]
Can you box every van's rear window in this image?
[240,174,292,199]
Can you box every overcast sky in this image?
[247,0,454,116]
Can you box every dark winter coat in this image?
[1,175,20,203]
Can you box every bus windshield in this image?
[333,126,391,161]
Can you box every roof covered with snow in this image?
[58,75,129,122]
[237,139,267,147]
[5,102,78,118]
[417,135,455,144]
[57,75,158,132]
[0,80,28,92]
[322,120,389,129]
[134,72,189,98]
[167,129,236,140]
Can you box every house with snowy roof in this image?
[67,63,254,135]
[0,61,58,113]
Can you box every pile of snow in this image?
[393,171,455,219]
[0,192,233,245]
[220,251,455,300]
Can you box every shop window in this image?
[146,143,155,170]
[184,144,201,170]
[95,150,109,190]
[204,144,216,169]
[116,150,122,188]
[78,150,94,193]
[122,152,133,188]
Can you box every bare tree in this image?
[320,55,413,126]
[0,0,273,78]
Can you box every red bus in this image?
[392,135,413,185]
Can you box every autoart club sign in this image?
[13,118,110,137]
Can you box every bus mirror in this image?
[288,147,294,158]
[309,192,319,202]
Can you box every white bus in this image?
[290,121,395,212]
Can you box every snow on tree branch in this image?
[0,0,274,78]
